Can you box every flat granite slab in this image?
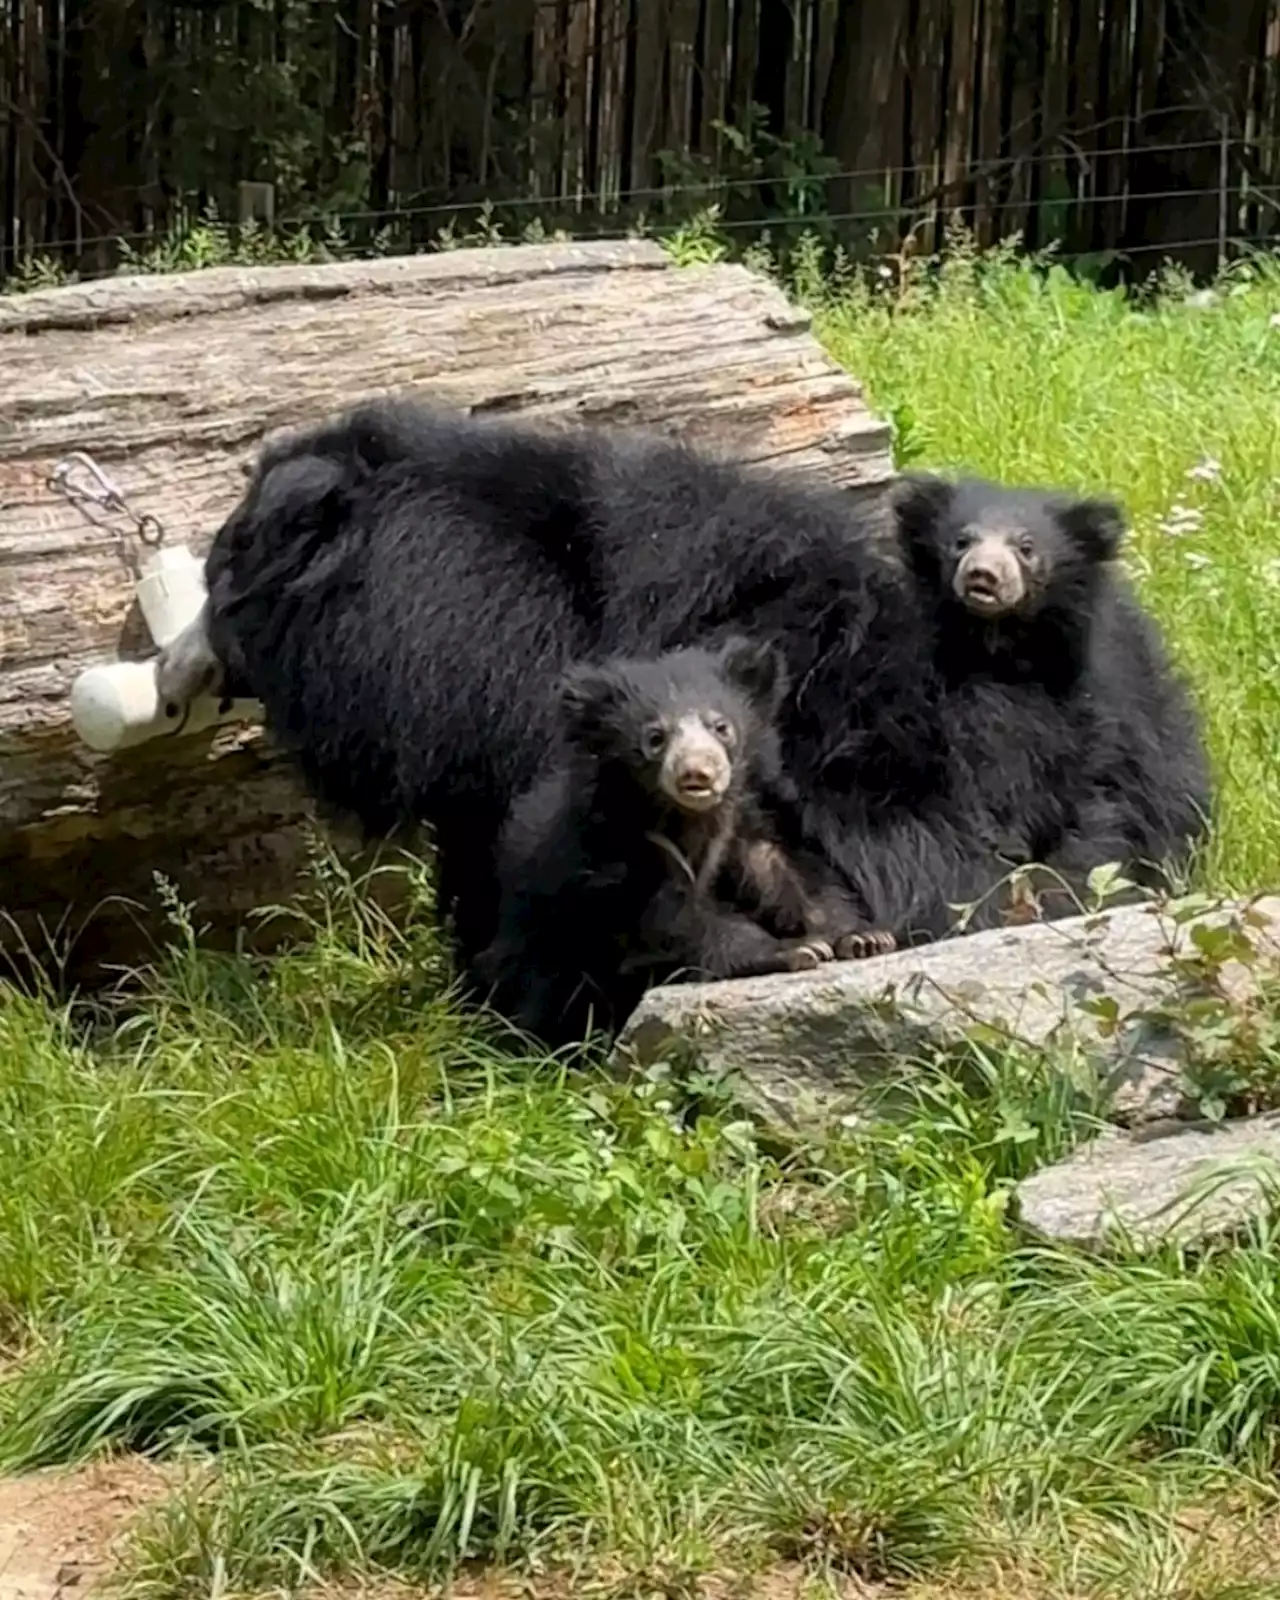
[1013,1112,1280,1251]
[611,895,1280,1133]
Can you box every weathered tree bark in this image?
[0,238,894,983]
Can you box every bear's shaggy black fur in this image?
[170,403,609,957]
[165,397,945,960]
[888,472,1212,925]
[473,638,892,1047]
[158,396,1212,976]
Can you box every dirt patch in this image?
[0,1459,171,1600]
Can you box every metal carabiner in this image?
[47,450,167,548]
[48,450,121,505]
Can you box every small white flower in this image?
[1186,288,1218,309]
[1158,501,1204,537]
[1261,557,1280,587]
[1270,311,1280,328]
[1183,550,1212,570]
[1119,552,1145,582]
[1187,457,1222,483]
[877,263,893,280]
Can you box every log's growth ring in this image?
[0,239,895,980]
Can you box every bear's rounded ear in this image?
[247,453,358,598]
[886,473,955,547]
[254,452,347,525]
[1054,495,1126,563]
[557,665,604,717]
[556,664,619,744]
[717,635,789,713]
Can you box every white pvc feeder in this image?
[52,452,258,755]
[70,543,257,754]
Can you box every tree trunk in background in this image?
[823,2,909,222]
[325,0,363,196]
[1127,0,1269,274]
[370,0,397,209]
[752,0,791,132]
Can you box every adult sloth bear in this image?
[158,398,945,962]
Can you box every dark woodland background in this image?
[3,0,1279,282]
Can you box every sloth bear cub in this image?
[890,473,1211,922]
[473,637,893,1048]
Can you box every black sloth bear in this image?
[158,403,610,957]
[155,396,1210,970]
[887,472,1212,926]
[473,637,894,1047]
[156,397,945,960]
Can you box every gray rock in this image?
[610,895,1280,1133]
[1014,1112,1280,1250]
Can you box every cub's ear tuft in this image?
[558,664,616,716]
[1054,495,1126,563]
[887,473,957,549]
[556,663,625,750]
[717,635,789,715]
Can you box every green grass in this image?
[1,875,1279,1600]
[5,243,1280,1599]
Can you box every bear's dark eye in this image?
[643,723,668,757]
[1017,533,1036,558]
[710,716,735,744]
[953,531,973,552]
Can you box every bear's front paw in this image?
[832,928,896,961]
[778,938,836,972]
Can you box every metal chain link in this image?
[47,452,166,557]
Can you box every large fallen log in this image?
[0,240,895,981]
